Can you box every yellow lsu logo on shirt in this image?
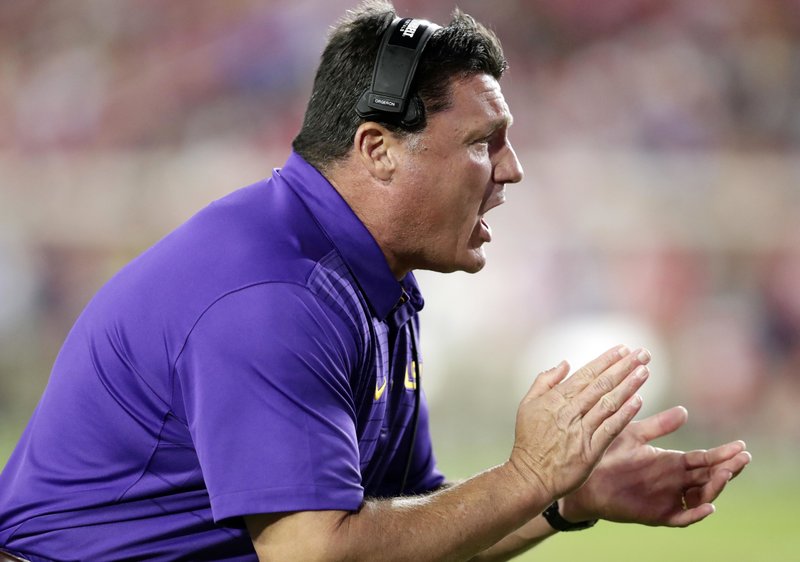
[374,361,419,400]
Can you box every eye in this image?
[471,135,492,149]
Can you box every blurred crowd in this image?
[1,0,799,450]
[3,0,800,151]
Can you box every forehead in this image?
[436,73,513,132]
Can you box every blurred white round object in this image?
[516,314,670,417]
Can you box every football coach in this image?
[0,1,750,560]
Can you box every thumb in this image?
[525,360,570,399]
[631,405,689,443]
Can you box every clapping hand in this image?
[562,405,751,527]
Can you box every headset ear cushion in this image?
[402,95,426,128]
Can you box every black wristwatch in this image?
[542,500,598,532]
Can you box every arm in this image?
[467,513,556,561]
[246,345,651,561]
[246,464,547,562]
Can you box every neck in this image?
[325,165,410,281]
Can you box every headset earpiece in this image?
[355,17,440,128]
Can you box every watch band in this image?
[542,501,598,532]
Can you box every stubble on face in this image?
[389,74,516,276]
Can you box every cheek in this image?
[419,152,490,226]
[458,168,491,213]
[442,184,486,231]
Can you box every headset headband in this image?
[355,17,441,127]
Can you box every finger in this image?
[688,452,752,508]
[665,503,716,528]
[524,360,570,399]
[559,344,633,398]
[630,405,688,444]
[702,467,733,504]
[714,451,751,481]
[685,466,732,507]
[728,451,752,479]
[571,348,651,415]
[683,449,752,489]
[583,365,649,431]
[684,440,747,470]
[589,392,643,453]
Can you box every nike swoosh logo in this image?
[374,379,388,400]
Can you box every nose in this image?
[493,142,524,185]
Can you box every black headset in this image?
[356,16,439,494]
[355,17,441,128]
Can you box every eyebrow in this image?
[474,115,513,140]
[485,114,514,135]
[462,112,515,144]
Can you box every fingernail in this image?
[637,348,651,363]
[634,365,649,380]
[618,345,630,357]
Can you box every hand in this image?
[562,406,752,527]
[509,345,651,500]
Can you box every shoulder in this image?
[183,280,365,365]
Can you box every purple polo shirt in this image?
[0,153,444,561]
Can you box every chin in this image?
[422,259,485,275]
[455,250,488,274]
[461,260,487,274]
[418,248,487,275]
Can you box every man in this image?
[0,2,750,560]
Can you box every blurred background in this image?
[1,0,798,559]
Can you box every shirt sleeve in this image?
[175,282,364,523]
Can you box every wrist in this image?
[498,459,549,512]
[542,498,597,532]
[560,490,593,523]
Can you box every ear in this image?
[353,122,399,182]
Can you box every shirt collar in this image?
[275,152,423,320]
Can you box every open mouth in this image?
[479,216,492,242]
[476,189,505,243]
